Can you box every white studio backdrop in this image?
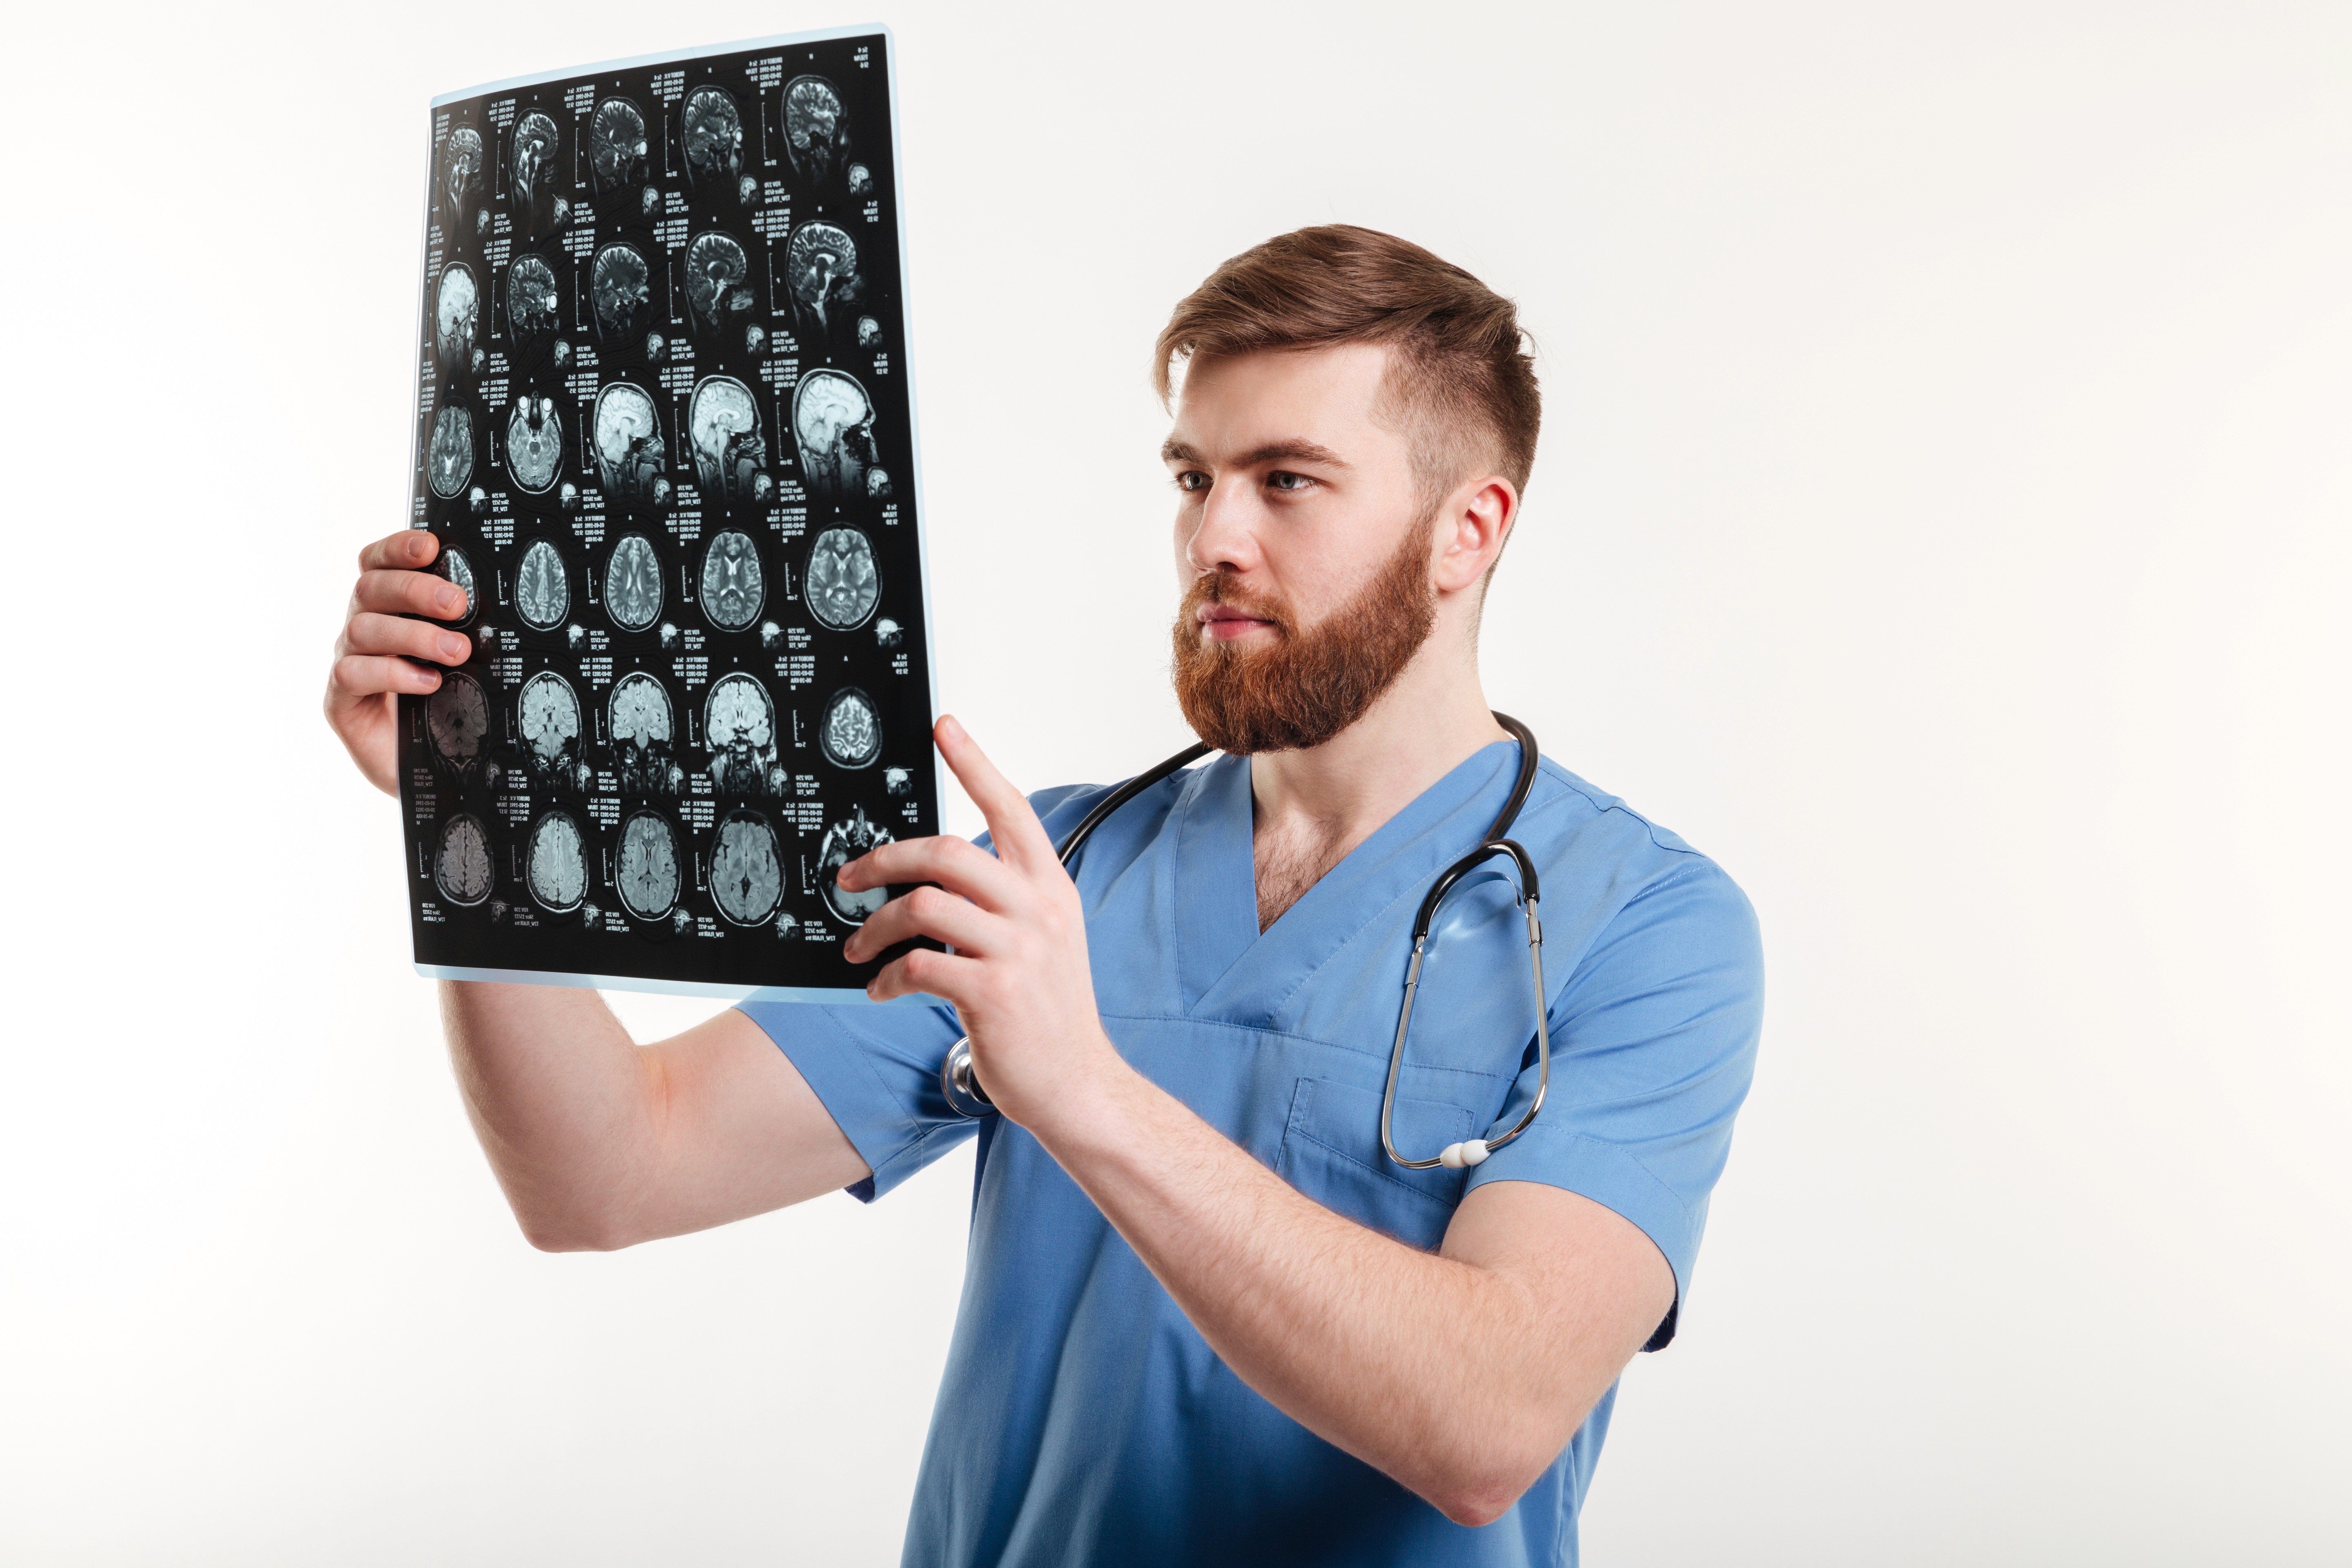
[2,2,2345,1562]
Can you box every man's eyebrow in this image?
[1160,438,1203,465]
[1157,437,1354,470]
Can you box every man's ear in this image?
[1432,477,1519,595]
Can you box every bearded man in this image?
[324,225,1763,1566]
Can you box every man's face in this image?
[1162,345,1439,753]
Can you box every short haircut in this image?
[1154,225,1541,511]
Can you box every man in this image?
[325,225,1762,1565]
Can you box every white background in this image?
[3,2,2345,1562]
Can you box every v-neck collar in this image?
[1167,742,1523,1022]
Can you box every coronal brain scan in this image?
[616,811,681,920]
[806,526,880,630]
[506,396,563,493]
[709,811,783,926]
[818,808,893,924]
[434,813,494,906]
[784,76,846,186]
[425,670,489,775]
[784,222,861,336]
[518,670,581,781]
[438,127,482,222]
[608,671,675,795]
[682,87,743,188]
[507,254,559,350]
[590,97,647,192]
[604,533,663,632]
[428,404,474,499]
[698,531,764,631]
[793,371,879,503]
[704,673,777,795]
[687,377,768,502]
[820,687,883,770]
[510,111,560,212]
[437,546,476,626]
[434,263,479,371]
[525,811,588,914]
[684,232,751,333]
[590,383,666,503]
[590,242,653,345]
[516,538,570,631]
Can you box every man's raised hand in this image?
[325,529,472,796]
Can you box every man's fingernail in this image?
[938,715,963,742]
[439,586,466,615]
[411,533,433,559]
[438,634,467,662]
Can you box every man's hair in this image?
[1153,225,1541,510]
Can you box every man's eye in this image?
[1266,471,1312,492]
[1174,470,1210,493]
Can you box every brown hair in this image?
[1153,224,1541,509]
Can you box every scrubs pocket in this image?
[1275,1077,1472,1250]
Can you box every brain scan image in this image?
[590,383,666,504]
[437,545,476,627]
[425,670,490,778]
[438,127,483,225]
[684,232,751,334]
[698,531,765,631]
[784,221,862,338]
[608,671,675,795]
[709,810,783,926]
[506,254,559,357]
[510,111,560,216]
[793,371,880,504]
[874,617,903,649]
[525,811,588,914]
[519,670,582,785]
[805,526,881,630]
[857,316,882,348]
[784,76,847,187]
[616,811,681,920]
[591,242,653,345]
[865,468,893,500]
[682,87,743,189]
[819,686,883,770]
[516,538,570,631]
[428,404,475,499]
[884,766,911,797]
[817,807,892,925]
[604,533,663,632]
[847,163,873,197]
[506,396,563,493]
[434,813,494,906]
[590,97,647,193]
[434,263,480,374]
[687,377,768,503]
[704,673,778,795]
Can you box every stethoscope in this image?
[938,713,1550,1172]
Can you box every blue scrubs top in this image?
[741,742,1763,1567]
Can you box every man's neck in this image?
[1246,641,1508,930]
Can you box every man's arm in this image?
[844,719,1674,1526]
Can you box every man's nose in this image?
[1183,478,1263,576]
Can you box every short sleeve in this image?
[1464,857,1764,1349]
[736,998,975,1202]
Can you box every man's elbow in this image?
[1429,1477,1530,1530]
[1420,1423,1580,1528]
[513,1201,639,1254]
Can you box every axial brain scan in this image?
[687,377,767,502]
[818,808,892,924]
[510,111,560,212]
[425,670,490,775]
[526,811,588,913]
[684,232,751,333]
[793,371,879,504]
[591,243,653,345]
[506,396,563,493]
[438,127,482,223]
[590,97,647,192]
[682,87,743,188]
[784,222,860,336]
[608,671,674,794]
[805,526,880,630]
[507,255,559,350]
[591,383,665,503]
[428,405,474,499]
[434,263,479,372]
[699,531,764,631]
[784,76,846,187]
[604,533,663,631]
[516,538,570,631]
[519,670,582,781]
[616,811,681,920]
[434,813,494,906]
[704,673,777,795]
[709,811,783,926]
[820,688,883,769]
[437,545,476,626]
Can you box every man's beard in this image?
[1170,524,1438,755]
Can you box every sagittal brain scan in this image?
[806,527,880,630]
[820,687,883,769]
[709,810,784,926]
[687,377,767,503]
[818,808,892,924]
[604,533,663,632]
[402,33,936,993]
[526,811,588,913]
[705,673,777,795]
[590,243,653,345]
[516,538,570,631]
[506,396,563,493]
[793,371,879,504]
[617,811,681,920]
[428,404,475,499]
[434,813,494,906]
[682,87,743,189]
[699,531,765,631]
[591,383,665,504]
[784,75,846,187]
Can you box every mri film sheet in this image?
[397,29,938,999]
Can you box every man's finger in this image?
[359,529,441,573]
[840,835,1019,911]
[841,885,1000,964]
[934,715,1059,873]
[865,944,984,1006]
[354,567,469,622]
[345,612,470,667]
[328,653,443,702]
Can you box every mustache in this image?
[1182,571,1293,634]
